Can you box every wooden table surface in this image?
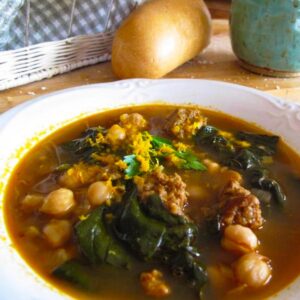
[0,19,299,114]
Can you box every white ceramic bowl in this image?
[0,79,300,300]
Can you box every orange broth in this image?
[4,105,300,300]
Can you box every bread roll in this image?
[111,0,211,79]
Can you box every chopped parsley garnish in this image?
[123,132,206,178]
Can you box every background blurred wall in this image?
[205,0,231,18]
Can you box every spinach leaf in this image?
[248,168,286,206]
[59,127,107,163]
[123,154,140,178]
[205,214,222,236]
[117,183,207,290]
[236,131,279,156]
[115,183,166,260]
[170,247,207,289]
[228,149,261,170]
[195,125,286,206]
[229,152,286,206]
[53,260,94,291]
[194,125,235,157]
[62,183,207,296]
[142,195,198,251]
[142,194,187,226]
[163,224,198,251]
[75,207,103,263]
[75,206,131,268]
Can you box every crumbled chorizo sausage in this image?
[219,180,264,230]
[165,108,207,139]
[140,269,171,297]
[120,113,147,135]
[135,167,188,215]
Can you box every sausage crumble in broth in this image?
[4,105,300,300]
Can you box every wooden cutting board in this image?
[0,19,299,114]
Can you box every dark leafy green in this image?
[195,126,234,157]
[59,127,107,163]
[228,149,261,170]
[116,183,207,291]
[115,184,166,260]
[55,182,207,295]
[163,224,198,251]
[205,214,222,236]
[75,206,131,268]
[170,247,207,289]
[142,194,187,226]
[53,260,95,291]
[195,126,286,206]
[142,196,199,259]
[236,131,279,156]
[140,194,198,254]
[248,168,286,206]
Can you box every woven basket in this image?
[0,0,139,91]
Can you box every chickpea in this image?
[21,194,44,212]
[24,226,40,238]
[221,225,258,254]
[203,159,220,174]
[43,219,72,248]
[51,248,70,268]
[87,181,114,206]
[207,264,235,291]
[46,247,77,271]
[234,252,272,288]
[186,184,209,200]
[106,124,126,145]
[40,188,75,216]
[58,164,101,189]
[59,172,82,189]
[203,159,242,185]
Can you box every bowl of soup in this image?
[0,79,300,300]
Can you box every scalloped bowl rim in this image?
[0,79,299,300]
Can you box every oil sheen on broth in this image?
[4,105,300,300]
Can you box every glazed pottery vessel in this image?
[231,0,300,77]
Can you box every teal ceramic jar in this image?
[230,0,300,77]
